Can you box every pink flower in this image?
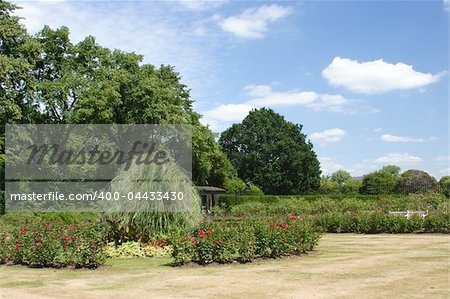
[206,230,212,237]
[15,244,21,249]
[280,224,288,229]
[215,239,222,245]
[271,223,277,229]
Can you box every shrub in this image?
[439,176,450,198]
[313,212,449,234]
[394,170,438,195]
[103,161,202,243]
[169,216,321,265]
[0,220,107,268]
[359,171,398,195]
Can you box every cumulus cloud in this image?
[219,4,291,39]
[200,84,378,131]
[200,103,255,131]
[322,57,443,94]
[310,128,346,146]
[373,153,422,164]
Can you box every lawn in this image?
[1,234,448,299]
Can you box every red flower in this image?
[63,236,69,241]
[215,239,222,245]
[280,223,288,229]
[71,236,76,242]
[15,244,21,249]
[190,237,198,245]
[35,238,43,244]
[291,215,297,220]
[271,223,277,229]
[56,234,60,240]
[199,230,205,236]
[63,244,69,248]
[206,230,212,237]
[21,225,27,231]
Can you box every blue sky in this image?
[13,0,449,178]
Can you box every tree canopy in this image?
[0,2,234,190]
[219,108,321,195]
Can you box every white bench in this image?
[388,210,428,219]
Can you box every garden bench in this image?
[388,210,428,219]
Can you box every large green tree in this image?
[219,108,321,194]
[0,1,234,200]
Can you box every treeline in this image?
[319,166,450,198]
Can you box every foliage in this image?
[0,2,237,215]
[380,165,401,177]
[393,169,438,195]
[319,176,361,194]
[224,193,448,217]
[224,178,264,195]
[168,216,321,265]
[439,176,450,198]
[330,170,351,185]
[0,220,107,268]
[102,161,202,243]
[359,170,398,195]
[219,108,321,195]
[313,212,449,234]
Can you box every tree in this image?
[0,1,237,216]
[219,108,321,194]
[439,176,450,198]
[393,169,438,195]
[359,170,398,195]
[380,165,401,177]
[331,170,351,185]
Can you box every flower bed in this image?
[0,221,107,268]
[168,214,321,265]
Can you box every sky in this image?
[12,0,450,178]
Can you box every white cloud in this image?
[374,153,422,164]
[200,103,255,131]
[201,84,378,131]
[178,0,228,11]
[310,128,346,146]
[380,134,425,143]
[219,4,291,39]
[319,157,344,176]
[322,57,443,94]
